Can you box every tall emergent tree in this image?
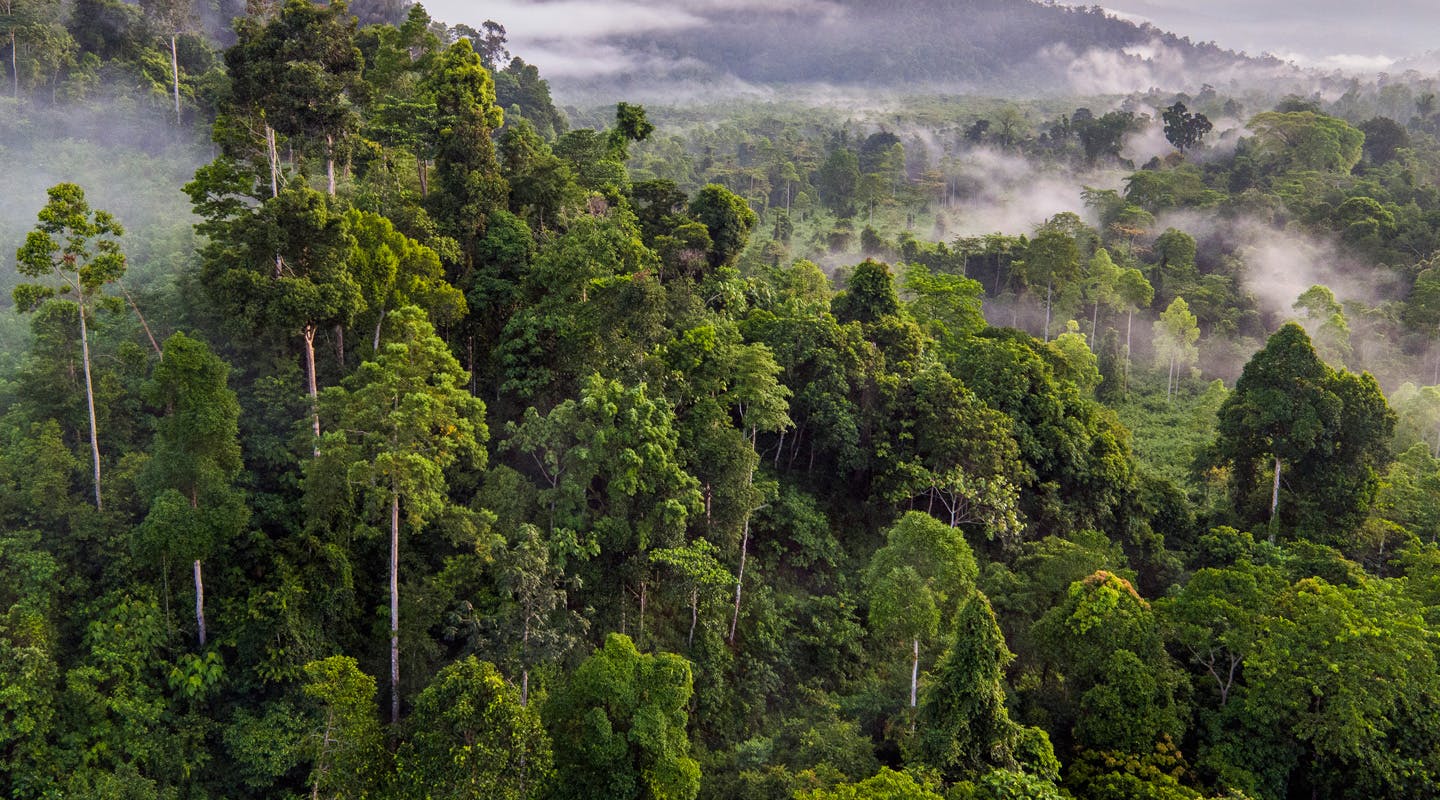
[865,512,979,714]
[138,333,247,647]
[14,183,127,511]
[1162,102,1214,152]
[1213,322,1394,540]
[426,37,508,270]
[227,0,363,195]
[317,306,488,723]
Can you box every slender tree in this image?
[317,306,487,723]
[138,333,247,647]
[14,183,127,511]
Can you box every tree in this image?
[1115,267,1154,391]
[138,0,194,124]
[834,259,901,324]
[1292,284,1351,367]
[474,522,587,706]
[1,0,67,99]
[1243,578,1440,798]
[1247,111,1364,174]
[914,590,1025,781]
[396,657,552,800]
[14,183,126,511]
[1082,248,1122,345]
[1153,297,1199,401]
[546,633,700,800]
[1162,102,1213,152]
[316,306,488,723]
[425,37,508,267]
[227,0,364,195]
[192,185,364,452]
[302,656,384,799]
[1018,230,1081,341]
[689,184,757,269]
[865,512,978,713]
[1211,323,1395,541]
[345,209,465,352]
[137,333,247,647]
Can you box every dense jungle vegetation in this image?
[6,2,1440,799]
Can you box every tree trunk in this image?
[1125,309,1134,393]
[192,489,206,646]
[266,125,280,199]
[390,489,400,724]
[326,134,336,196]
[10,31,17,100]
[728,512,751,644]
[194,559,206,646]
[1043,280,1053,341]
[1270,454,1282,544]
[78,307,102,511]
[169,34,181,125]
[910,637,920,708]
[334,323,345,369]
[303,324,321,457]
[417,156,428,197]
[373,307,387,351]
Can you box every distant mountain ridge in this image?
[552,0,1296,96]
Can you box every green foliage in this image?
[547,633,700,800]
[302,655,385,799]
[396,657,552,800]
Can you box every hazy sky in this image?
[1078,1,1440,68]
[422,0,1436,74]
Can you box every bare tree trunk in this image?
[303,324,320,457]
[78,307,102,511]
[1044,281,1053,341]
[194,559,206,646]
[326,134,336,196]
[118,282,162,355]
[729,512,751,644]
[266,125,280,198]
[373,307,386,351]
[170,34,181,125]
[334,323,345,369]
[418,157,428,197]
[390,489,400,724]
[910,637,920,708]
[1270,455,1282,544]
[10,30,17,99]
[1125,309,1134,393]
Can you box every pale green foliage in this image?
[1154,297,1200,398]
[794,767,944,800]
[865,511,978,650]
[547,633,699,800]
[302,656,384,798]
[1050,320,1101,395]
[1292,284,1351,367]
[396,657,552,800]
[318,305,488,533]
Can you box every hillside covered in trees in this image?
[6,2,1440,800]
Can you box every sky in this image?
[421,0,1438,76]
[1073,0,1440,69]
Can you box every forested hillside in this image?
[5,2,1440,800]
